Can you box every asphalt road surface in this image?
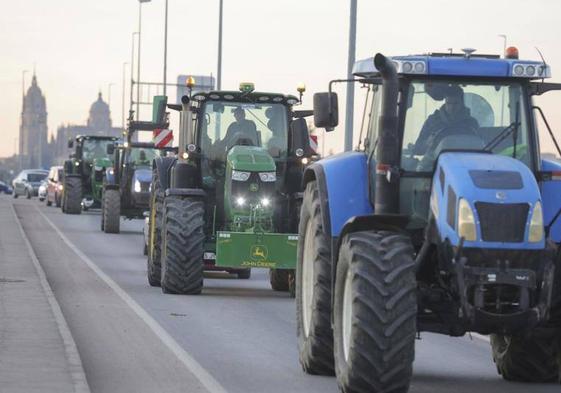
[7,196,560,393]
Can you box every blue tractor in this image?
[296,48,561,392]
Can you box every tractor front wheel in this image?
[161,196,204,295]
[63,177,82,214]
[334,231,416,393]
[296,180,334,375]
[270,269,289,291]
[102,188,121,234]
[237,269,251,279]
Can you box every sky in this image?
[1,0,561,158]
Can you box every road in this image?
[5,196,559,392]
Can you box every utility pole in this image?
[163,0,169,96]
[344,0,357,152]
[217,0,223,90]
[137,0,152,120]
[122,62,129,129]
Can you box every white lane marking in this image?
[37,206,228,393]
[12,204,91,393]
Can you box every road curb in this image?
[12,204,91,393]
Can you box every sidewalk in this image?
[0,198,89,393]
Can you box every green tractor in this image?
[147,82,314,294]
[62,135,118,214]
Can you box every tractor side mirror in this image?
[68,139,74,149]
[291,118,311,156]
[313,92,338,131]
[106,144,115,155]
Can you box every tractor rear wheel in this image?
[270,269,289,291]
[161,196,204,295]
[334,231,416,393]
[147,168,164,287]
[103,189,121,234]
[237,269,251,279]
[296,181,334,375]
[63,177,82,214]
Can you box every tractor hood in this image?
[432,152,544,249]
[227,146,276,172]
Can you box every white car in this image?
[38,180,48,201]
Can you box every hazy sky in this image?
[1,0,561,158]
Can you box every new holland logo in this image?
[250,245,268,261]
[249,183,259,192]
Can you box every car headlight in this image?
[528,201,544,243]
[259,172,276,182]
[134,180,141,192]
[58,184,64,191]
[232,170,250,181]
[457,198,477,241]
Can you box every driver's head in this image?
[233,107,246,121]
[139,149,146,161]
[443,86,465,116]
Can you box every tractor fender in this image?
[153,156,177,191]
[105,168,116,186]
[63,160,74,175]
[302,151,373,239]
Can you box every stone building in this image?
[19,74,49,169]
[52,93,122,164]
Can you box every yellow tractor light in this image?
[239,82,255,93]
[297,83,306,94]
[187,76,196,88]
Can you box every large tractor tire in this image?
[296,181,334,375]
[63,177,82,214]
[270,269,289,291]
[237,269,251,279]
[102,188,121,234]
[161,196,204,295]
[147,168,164,287]
[334,231,417,393]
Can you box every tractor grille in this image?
[475,202,529,243]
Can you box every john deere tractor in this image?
[62,135,117,214]
[101,108,176,234]
[298,48,561,391]
[146,82,313,294]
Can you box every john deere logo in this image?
[249,183,259,192]
[250,245,268,261]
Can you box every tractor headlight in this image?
[232,170,251,181]
[134,179,141,193]
[259,172,276,182]
[75,162,80,167]
[261,197,271,207]
[236,196,246,206]
[528,201,544,243]
[457,198,477,241]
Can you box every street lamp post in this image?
[122,62,129,129]
[217,0,223,90]
[20,70,29,168]
[137,0,152,120]
[499,34,507,56]
[130,32,139,118]
[344,0,357,152]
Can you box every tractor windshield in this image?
[82,139,114,161]
[401,80,532,171]
[200,101,289,162]
[129,148,156,167]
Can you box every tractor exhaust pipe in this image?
[373,53,400,215]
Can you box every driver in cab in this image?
[413,86,479,155]
[214,106,259,152]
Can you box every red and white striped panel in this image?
[309,134,318,154]
[153,128,173,148]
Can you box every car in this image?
[45,166,64,207]
[12,169,49,199]
[0,181,13,194]
[38,180,47,201]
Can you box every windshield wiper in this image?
[483,120,521,152]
